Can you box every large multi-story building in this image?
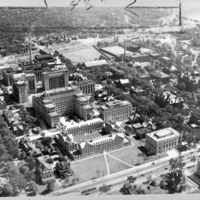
[54,132,131,161]
[11,73,37,103]
[32,93,60,128]
[99,100,132,122]
[145,127,180,154]
[42,66,68,91]
[2,62,50,85]
[33,86,93,127]
[75,80,95,95]
[61,118,103,136]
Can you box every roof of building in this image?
[150,71,170,79]
[136,127,151,135]
[119,79,129,85]
[132,123,143,129]
[101,46,133,57]
[63,117,103,129]
[83,60,107,68]
[79,132,126,148]
[147,127,180,142]
[100,100,131,111]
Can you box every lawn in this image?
[63,47,101,63]
[71,155,108,183]
[109,145,142,166]
[106,155,131,174]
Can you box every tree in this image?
[127,176,136,184]
[119,182,134,195]
[0,121,8,129]
[47,180,55,192]
[29,181,38,196]
[41,137,52,146]
[26,156,36,171]
[99,184,111,195]
[0,183,13,197]
[35,140,44,150]
[89,96,95,104]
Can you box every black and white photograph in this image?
[0,0,200,198]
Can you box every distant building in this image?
[99,100,132,122]
[115,79,130,91]
[110,66,126,79]
[42,66,69,91]
[54,132,131,161]
[34,54,56,64]
[81,60,107,69]
[149,71,170,84]
[155,91,184,108]
[135,127,151,139]
[163,66,178,75]
[104,120,124,134]
[159,57,173,66]
[196,160,200,178]
[145,127,180,154]
[178,72,200,91]
[11,73,29,103]
[75,80,95,95]
[130,87,145,96]
[36,156,55,184]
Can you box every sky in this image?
[0,0,199,10]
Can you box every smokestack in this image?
[124,39,127,62]
[29,43,33,64]
[179,0,182,27]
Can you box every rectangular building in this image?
[42,66,68,91]
[11,73,29,103]
[62,118,103,136]
[54,132,131,161]
[33,86,93,127]
[100,100,132,122]
[145,127,180,154]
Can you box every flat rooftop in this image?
[147,128,180,141]
[100,100,131,110]
[61,117,103,128]
[101,46,133,56]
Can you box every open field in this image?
[63,47,101,63]
[71,155,108,183]
[109,145,142,166]
[106,154,131,174]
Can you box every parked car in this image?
[151,162,155,165]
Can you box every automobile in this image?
[140,174,144,177]
[151,162,155,165]
[85,193,90,195]
[164,167,168,170]
[190,152,194,154]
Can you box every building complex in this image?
[32,86,94,128]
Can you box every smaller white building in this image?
[145,127,180,154]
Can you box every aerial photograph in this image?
[1,0,200,198]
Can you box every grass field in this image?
[71,155,108,183]
[109,145,142,166]
[106,154,131,174]
[63,47,101,63]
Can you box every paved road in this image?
[49,146,200,196]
